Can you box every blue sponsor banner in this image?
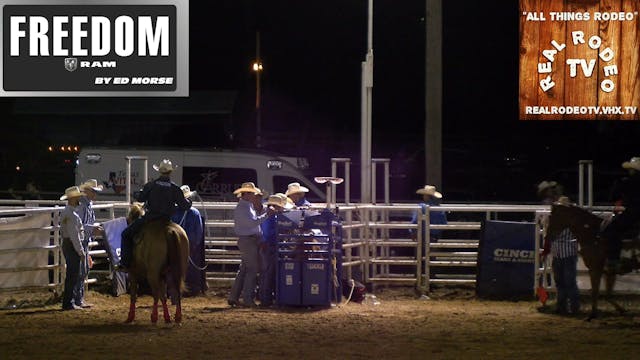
[476,220,536,299]
[102,217,127,265]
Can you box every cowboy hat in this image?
[536,180,558,196]
[267,193,294,209]
[416,185,442,199]
[153,159,175,173]
[180,185,196,199]
[622,157,640,171]
[79,179,104,192]
[60,186,85,200]
[232,182,262,195]
[285,182,309,196]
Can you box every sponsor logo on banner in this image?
[0,0,188,96]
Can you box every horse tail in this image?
[168,226,189,294]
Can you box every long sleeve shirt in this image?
[233,198,268,236]
[60,205,86,257]
[410,200,447,238]
[77,196,96,242]
[135,175,192,219]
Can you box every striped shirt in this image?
[551,228,578,259]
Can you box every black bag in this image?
[342,279,366,303]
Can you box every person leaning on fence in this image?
[171,185,206,297]
[59,186,87,311]
[410,185,447,242]
[601,156,640,274]
[285,182,311,208]
[117,159,192,272]
[74,179,104,308]
[258,193,291,307]
[228,182,275,308]
[540,189,580,315]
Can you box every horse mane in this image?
[127,202,145,225]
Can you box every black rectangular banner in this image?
[0,0,188,96]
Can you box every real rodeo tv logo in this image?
[0,0,188,96]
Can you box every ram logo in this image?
[64,57,78,72]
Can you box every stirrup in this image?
[114,264,129,273]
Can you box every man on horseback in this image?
[117,159,192,272]
[602,156,640,274]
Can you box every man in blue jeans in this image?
[258,193,290,307]
[539,182,580,315]
[228,182,275,307]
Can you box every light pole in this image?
[253,31,263,149]
[360,0,374,203]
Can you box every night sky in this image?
[1,1,638,203]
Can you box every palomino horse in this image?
[546,203,639,320]
[125,204,189,323]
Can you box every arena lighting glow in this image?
[518,0,640,120]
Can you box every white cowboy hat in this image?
[79,179,104,192]
[285,182,309,196]
[180,185,196,199]
[622,157,640,171]
[267,193,294,209]
[153,159,175,173]
[60,186,85,200]
[536,180,558,196]
[232,182,262,195]
[416,185,442,199]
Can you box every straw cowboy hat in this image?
[536,180,558,196]
[416,185,442,199]
[79,179,104,192]
[233,182,262,195]
[266,193,294,209]
[153,159,175,173]
[285,182,309,196]
[180,185,196,199]
[60,186,85,200]
[555,196,571,206]
[622,157,640,171]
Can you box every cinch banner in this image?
[0,0,188,96]
[476,220,536,299]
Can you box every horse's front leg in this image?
[126,279,138,323]
[588,268,601,321]
[604,272,626,314]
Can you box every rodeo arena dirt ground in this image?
[1,283,640,360]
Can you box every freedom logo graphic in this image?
[0,0,188,97]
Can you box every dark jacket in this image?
[134,175,192,220]
[610,172,640,209]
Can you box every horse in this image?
[125,204,190,324]
[546,203,639,320]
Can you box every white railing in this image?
[4,200,632,298]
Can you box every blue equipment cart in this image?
[276,209,342,307]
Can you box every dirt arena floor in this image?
[1,285,639,359]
